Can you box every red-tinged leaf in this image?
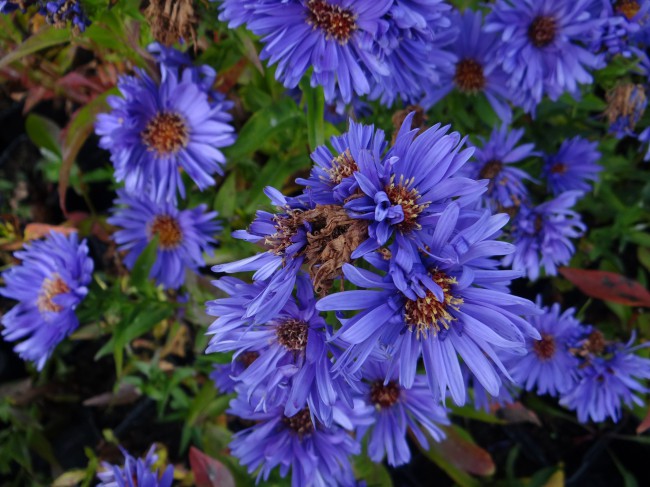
[59,90,114,214]
[430,426,495,477]
[24,223,76,241]
[498,402,542,426]
[57,72,105,93]
[189,447,235,487]
[636,407,650,434]
[559,267,650,307]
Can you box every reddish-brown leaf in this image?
[189,447,235,487]
[431,426,496,477]
[24,223,76,241]
[637,407,650,434]
[498,402,542,426]
[559,267,650,307]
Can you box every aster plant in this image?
[95,46,236,203]
[423,9,514,123]
[542,136,602,194]
[485,0,605,114]
[461,124,537,211]
[0,231,93,371]
[503,191,586,281]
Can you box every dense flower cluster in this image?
[0,0,90,30]
[96,46,236,203]
[206,113,545,483]
[0,232,93,370]
[511,299,650,423]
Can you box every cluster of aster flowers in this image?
[96,445,173,487]
[0,231,93,370]
[0,0,90,31]
[460,124,601,281]
[206,112,550,484]
[98,45,231,290]
[509,299,650,423]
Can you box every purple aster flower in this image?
[370,0,458,106]
[296,118,387,205]
[108,190,221,290]
[239,0,392,104]
[507,300,583,396]
[485,0,605,114]
[354,362,449,466]
[206,274,350,425]
[95,59,236,203]
[317,206,540,405]
[41,0,90,31]
[423,10,514,123]
[560,333,650,422]
[461,124,537,211]
[343,112,483,257]
[542,136,602,195]
[0,231,93,371]
[228,397,360,487]
[605,83,647,138]
[97,445,173,487]
[0,0,20,13]
[503,191,586,280]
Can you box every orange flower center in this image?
[306,0,357,44]
[454,59,486,93]
[404,271,463,339]
[141,112,188,155]
[533,333,556,359]
[385,175,429,233]
[150,215,183,249]
[616,0,640,20]
[37,275,70,313]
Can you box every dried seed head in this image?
[276,319,309,351]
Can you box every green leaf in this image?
[609,450,639,487]
[0,26,70,69]
[215,172,237,219]
[353,455,393,487]
[25,114,62,159]
[130,236,159,291]
[451,404,506,424]
[225,98,303,160]
[301,81,325,150]
[112,303,175,374]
